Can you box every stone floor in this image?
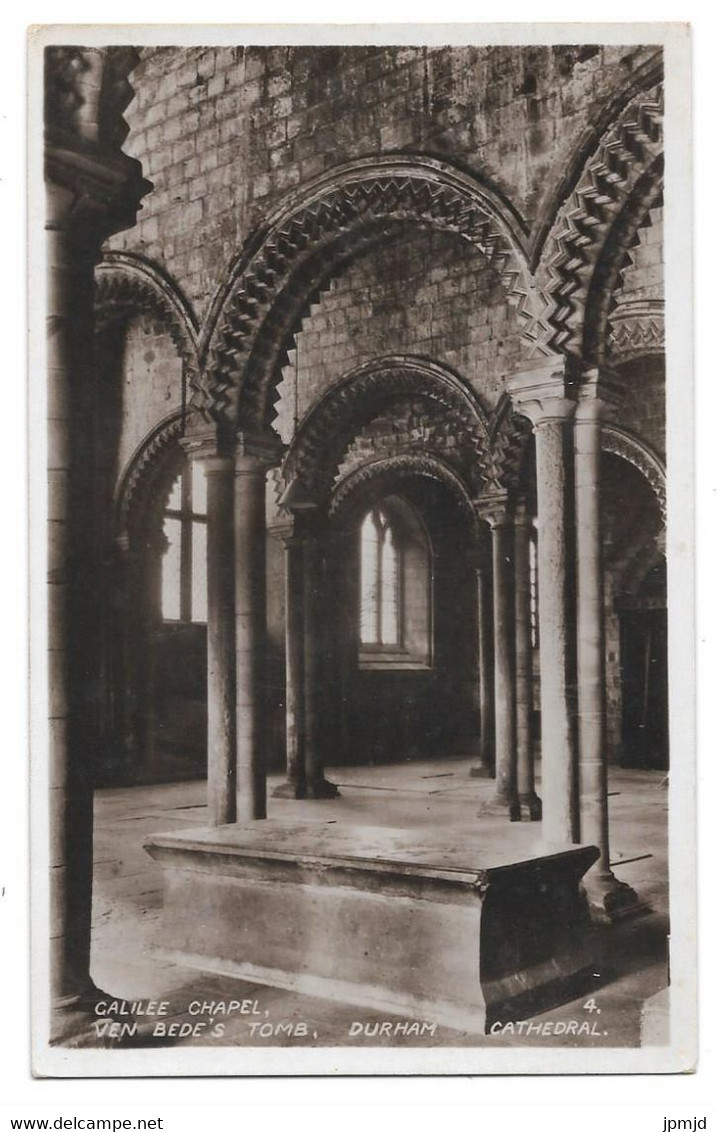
[86,756,669,1050]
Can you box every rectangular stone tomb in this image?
[144,821,599,1034]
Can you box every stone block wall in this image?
[114,314,184,476]
[108,43,657,323]
[337,399,459,477]
[615,206,664,304]
[616,355,665,461]
[610,205,665,458]
[273,226,520,442]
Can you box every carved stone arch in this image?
[283,356,496,504]
[602,424,666,526]
[607,299,665,362]
[529,51,663,267]
[197,156,544,430]
[95,251,201,397]
[534,81,663,359]
[329,453,481,546]
[489,393,534,494]
[115,410,185,547]
[45,45,148,157]
[583,162,663,365]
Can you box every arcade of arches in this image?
[45,42,667,1037]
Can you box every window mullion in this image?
[396,542,403,649]
[180,468,192,621]
[376,512,383,647]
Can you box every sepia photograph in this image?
[29,23,695,1076]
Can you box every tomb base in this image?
[145,821,599,1034]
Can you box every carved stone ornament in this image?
[44,46,151,242]
[196,156,544,429]
[535,83,663,359]
[329,452,480,543]
[114,410,184,546]
[283,355,497,504]
[608,299,665,359]
[95,253,200,392]
[602,423,666,526]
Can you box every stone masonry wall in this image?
[610,206,664,458]
[114,314,184,478]
[616,355,665,461]
[614,205,663,305]
[337,399,463,480]
[273,225,520,443]
[108,43,658,323]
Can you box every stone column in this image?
[44,45,149,1039]
[477,493,519,819]
[134,527,166,779]
[508,361,578,846]
[272,524,307,799]
[112,534,137,776]
[234,434,280,821]
[303,524,340,799]
[46,186,97,1020]
[575,371,638,919]
[199,452,237,824]
[470,565,495,778]
[513,500,542,820]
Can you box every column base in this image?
[582,870,642,924]
[469,764,495,779]
[477,795,522,822]
[272,779,307,799]
[306,776,341,800]
[50,979,103,1046]
[518,792,543,821]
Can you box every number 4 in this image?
[583,998,599,1013]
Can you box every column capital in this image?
[234,430,284,473]
[278,476,320,515]
[268,516,300,546]
[507,357,576,428]
[180,427,232,465]
[44,47,152,245]
[574,367,625,424]
[513,497,534,527]
[45,146,152,248]
[475,489,512,529]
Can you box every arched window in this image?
[358,496,431,669]
[360,507,401,648]
[161,461,208,622]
